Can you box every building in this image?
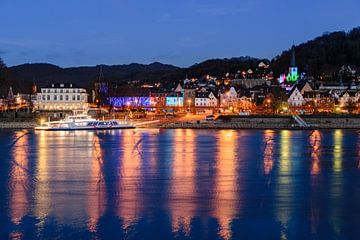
[33,83,89,111]
[109,96,150,108]
[166,92,184,107]
[149,90,168,107]
[288,87,305,107]
[195,90,218,107]
[339,90,360,107]
[220,87,238,107]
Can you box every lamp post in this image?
[188,99,191,111]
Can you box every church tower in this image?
[287,45,300,83]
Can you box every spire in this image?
[7,86,14,101]
[290,45,296,67]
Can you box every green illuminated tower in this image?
[287,45,300,83]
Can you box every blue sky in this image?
[0,0,359,67]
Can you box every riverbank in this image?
[2,115,360,130]
[0,121,37,129]
[158,115,360,129]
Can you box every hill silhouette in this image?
[1,26,359,96]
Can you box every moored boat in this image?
[35,111,135,131]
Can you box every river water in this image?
[1,129,360,239]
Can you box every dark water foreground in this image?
[1,129,360,240]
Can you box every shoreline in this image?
[2,115,360,130]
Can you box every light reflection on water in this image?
[2,129,360,239]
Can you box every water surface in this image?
[1,129,360,239]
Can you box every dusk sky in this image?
[1,0,359,67]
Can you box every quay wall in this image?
[0,121,37,129]
[160,116,360,129]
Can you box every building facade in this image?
[195,91,218,107]
[33,83,89,111]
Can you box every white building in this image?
[339,91,360,107]
[195,91,218,107]
[220,87,238,107]
[288,87,305,107]
[33,83,89,111]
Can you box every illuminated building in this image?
[286,45,300,83]
[278,45,300,85]
[166,92,184,107]
[149,90,168,107]
[287,87,305,107]
[220,87,237,107]
[109,96,150,107]
[33,83,89,111]
[195,90,218,107]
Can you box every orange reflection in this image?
[9,131,29,225]
[214,130,238,240]
[170,129,196,235]
[34,131,51,219]
[117,130,142,228]
[263,130,275,175]
[87,135,107,232]
[310,130,321,175]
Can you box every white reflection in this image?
[333,130,343,172]
[330,130,344,235]
[277,130,292,239]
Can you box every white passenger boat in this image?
[35,111,135,131]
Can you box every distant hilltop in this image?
[0,26,360,95]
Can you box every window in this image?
[47,95,50,101]
[66,95,69,101]
[54,95,57,101]
[77,95,80,101]
[72,95,75,101]
[60,95,63,101]
[42,95,46,101]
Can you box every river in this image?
[1,129,360,239]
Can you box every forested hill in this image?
[271,27,360,80]
[4,62,180,95]
[1,26,360,96]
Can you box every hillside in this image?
[5,62,180,95]
[272,27,360,80]
[1,26,360,95]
